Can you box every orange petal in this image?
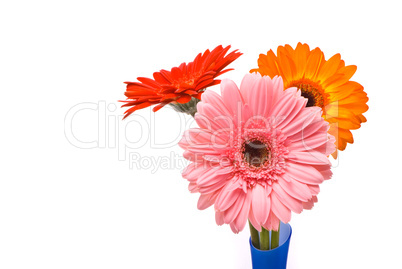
[304,48,324,79]
[338,128,354,143]
[356,114,367,123]
[259,50,280,77]
[323,65,357,90]
[294,43,309,78]
[317,53,341,82]
[277,51,294,84]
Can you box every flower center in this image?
[174,79,195,90]
[243,140,270,167]
[173,72,202,90]
[289,79,325,108]
[226,121,289,189]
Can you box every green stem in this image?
[249,221,260,249]
[271,223,280,249]
[260,227,270,250]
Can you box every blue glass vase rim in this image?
[249,222,292,253]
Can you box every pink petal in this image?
[269,91,298,120]
[242,103,253,125]
[232,191,252,233]
[264,184,273,196]
[224,175,243,192]
[197,167,233,187]
[302,196,318,210]
[180,128,227,149]
[197,193,217,210]
[247,76,270,117]
[198,178,229,194]
[308,184,320,196]
[202,154,233,166]
[183,150,204,162]
[281,107,322,137]
[287,151,331,165]
[276,96,307,129]
[314,165,333,180]
[272,76,284,99]
[230,222,239,233]
[278,174,312,202]
[182,163,208,183]
[182,162,197,178]
[270,192,291,224]
[188,183,198,193]
[263,211,280,231]
[288,119,327,143]
[215,210,224,225]
[288,132,329,152]
[262,76,275,116]
[201,90,233,119]
[220,79,243,124]
[215,188,242,212]
[295,132,331,152]
[187,144,223,156]
[240,73,260,103]
[196,103,233,133]
[286,161,325,184]
[285,86,301,97]
[200,103,234,130]
[302,198,314,209]
[223,192,246,224]
[248,206,262,232]
[272,183,303,213]
[251,184,270,225]
[315,134,336,156]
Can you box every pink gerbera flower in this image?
[179,73,335,233]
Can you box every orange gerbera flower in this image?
[250,43,368,158]
[122,45,242,118]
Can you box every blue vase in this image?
[249,223,292,269]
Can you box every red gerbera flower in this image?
[122,45,242,118]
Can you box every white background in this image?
[1,0,401,268]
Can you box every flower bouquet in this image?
[121,43,368,268]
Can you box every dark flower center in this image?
[243,140,270,167]
[300,89,317,107]
[289,79,325,108]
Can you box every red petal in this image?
[176,95,192,104]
